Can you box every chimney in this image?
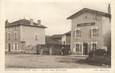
[5,20,9,25]
[30,19,33,25]
[37,20,41,25]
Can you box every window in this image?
[13,43,15,50]
[92,29,98,36]
[7,32,10,40]
[76,29,81,37]
[13,43,18,50]
[15,43,18,50]
[8,43,11,52]
[14,32,17,40]
[90,27,98,37]
[85,16,88,19]
[76,43,82,53]
[35,35,38,40]
[76,44,79,52]
[91,42,97,51]
[93,15,98,20]
[63,41,66,45]
[5,32,7,40]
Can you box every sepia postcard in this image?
[0,0,115,73]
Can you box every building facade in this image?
[61,31,71,46]
[5,19,46,53]
[67,8,111,55]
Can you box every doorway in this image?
[83,43,88,55]
[8,43,11,52]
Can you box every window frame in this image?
[75,28,81,38]
[75,42,82,53]
[91,42,97,51]
[14,32,17,40]
[7,32,11,40]
[35,34,38,41]
[90,27,99,37]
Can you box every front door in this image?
[8,43,11,52]
[83,43,88,55]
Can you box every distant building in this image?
[50,34,62,43]
[51,33,71,45]
[45,36,62,46]
[45,36,62,55]
[67,8,111,55]
[45,34,70,55]
[5,19,47,52]
[61,31,71,46]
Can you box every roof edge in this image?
[5,24,47,28]
[67,8,111,19]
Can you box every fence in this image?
[6,44,71,55]
[24,44,71,55]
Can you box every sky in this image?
[1,0,111,35]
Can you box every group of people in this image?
[36,45,71,55]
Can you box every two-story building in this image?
[5,19,47,53]
[67,8,111,55]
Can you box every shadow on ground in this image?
[57,56,111,68]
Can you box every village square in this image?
[4,0,111,69]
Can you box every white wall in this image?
[70,12,109,54]
[71,12,97,53]
[102,17,111,36]
[5,26,21,51]
[102,16,111,48]
[20,26,45,46]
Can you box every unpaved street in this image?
[5,54,108,69]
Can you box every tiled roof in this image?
[51,34,62,39]
[67,8,111,19]
[63,31,71,36]
[45,36,61,45]
[5,19,47,28]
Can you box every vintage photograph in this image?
[3,0,111,69]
